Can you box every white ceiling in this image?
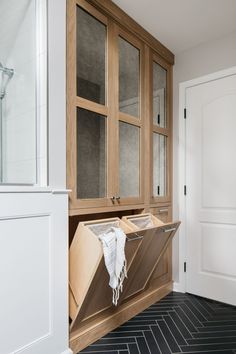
[112,0,236,54]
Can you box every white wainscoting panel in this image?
[0,191,69,354]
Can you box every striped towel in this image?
[99,227,127,305]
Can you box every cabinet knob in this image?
[111,196,116,203]
[116,196,120,201]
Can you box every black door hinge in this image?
[184,262,187,273]
[184,185,187,195]
[184,108,187,119]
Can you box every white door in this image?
[185,72,236,305]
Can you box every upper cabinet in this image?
[67,0,174,214]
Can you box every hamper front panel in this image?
[78,233,142,324]
[69,220,142,331]
[120,222,180,301]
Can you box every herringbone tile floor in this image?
[79,292,236,354]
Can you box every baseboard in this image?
[173,281,185,293]
[60,349,73,354]
[70,281,172,353]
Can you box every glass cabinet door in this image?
[153,62,167,128]
[67,2,112,209]
[119,36,140,118]
[151,57,170,202]
[76,5,106,105]
[117,32,144,204]
[77,108,107,199]
[153,133,167,197]
[119,121,140,198]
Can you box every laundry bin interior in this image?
[122,213,164,230]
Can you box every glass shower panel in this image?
[77,107,107,199]
[0,0,37,184]
[119,121,140,197]
[76,6,106,105]
[119,37,140,118]
[153,133,167,197]
[153,62,167,128]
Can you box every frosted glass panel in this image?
[119,37,140,118]
[77,108,107,199]
[153,133,167,197]
[153,62,167,128]
[119,122,140,197]
[0,0,37,184]
[76,6,106,105]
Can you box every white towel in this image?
[99,227,127,305]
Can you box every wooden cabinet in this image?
[67,0,146,214]
[67,0,174,215]
[69,214,180,336]
[67,1,176,352]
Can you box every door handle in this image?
[162,227,176,233]
[126,233,144,242]
[158,208,168,213]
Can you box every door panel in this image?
[201,223,236,278]
[186,73,236,305]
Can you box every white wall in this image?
[3,0,37,184]
[172,30,236,285]
[48,0,67,189]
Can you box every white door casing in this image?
[179,67,236,305]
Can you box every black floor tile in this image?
[181,342,236,352]
[193,330,236,338]
[187,336,236,345]
[174,307,198,333]
[80,344,127,352]
[78,292,236,354]
[105,330,144,338]
[136,336,151,354]
[143,330,161,354]
[162,315,187,346]
[128,343,140,354]
[150,325,171,354]
[156,320,180,352]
